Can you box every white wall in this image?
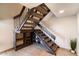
[77,12,79,55]
[0,3,21,52]
[41,12,77,49]
[0,19,14,52]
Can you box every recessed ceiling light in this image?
[59,10,64,14]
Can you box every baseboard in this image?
[0,48,13,54]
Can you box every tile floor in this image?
[0,43,77,56]
[0,43,53,56]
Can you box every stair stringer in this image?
[34,32,53,52]
[39,22,65,48]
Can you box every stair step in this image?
[26,37,31,39]
[31,12,43,19]
[26,38,32,40]
[23,24,33,26]
[21,28,32,32]
[22,28,32,30]
[26,40,32,43]
[16,38,23,42]
[40,3,50,12]
[16,33,23,39]
[42,35,47,38]
[25,36,31,38]
[36,31,43,34]
[25,32,31,34]
[33,16,40,21]
[25,34,31,37]
[21,30,32,33]
[25,22,35,25]
[47,41,54,47]
[27,20,34,23]
[22,26,33,28]
[35,29,41,31]
[16,39,23,46]
[15,44,24,51]
[37,30,42,32]
[25,32,32,34]
[34,7,48,15]
[38,31,44,34]
[40,34,46,36]
[51,44,59,52]
[50,51,56,55]
[24,22,36,27]
[43,36,49,39]
[29,17,40,23]
[44,38,51,42]
[22,27,33,29]
[24,40,32,45]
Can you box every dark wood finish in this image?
[29,17,40,23]
[34,29,59,55]
[22,26,33,28]
[14,3,50,51]
[40,3,50,12]
[15,31,33,51]
[30,12,43,19]
[34,6,48,15]
[25,22,35,25]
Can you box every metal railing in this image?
[38,23,56,40]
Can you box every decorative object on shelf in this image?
[70,38,77,54]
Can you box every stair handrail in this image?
[13,6,26,19]
[38,23,56,40]
[13,6,30,31]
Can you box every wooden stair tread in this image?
[16,33,23,39]
[42,35,47,38]
[43,36,49,39]
[47,41,54,47]
[21,29,32,30]
[16,38,23,42]
[51,44,59,52]
[27,20,34,23]
[15,44,24,51]
[16,40,23,46]
[25,22,35,25]
[34,7,48,15]
[21,29,32,33]
[31,12,43,19]
[22,26,33,28]
[44,38,51,42]
[29,17,40,23]
[23,24,33,26]
[36,30,44,33]
[40,3,50,12]
[21,27,32,29]
[24,23,36,27]
[39,34,46,36]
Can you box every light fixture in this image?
[59,10,64,14]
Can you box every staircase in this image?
[13,3,60,55]
[14,3,50,50]
[34,29,59,55]
[12,3,77,56]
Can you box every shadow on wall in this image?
[0,3,22,19]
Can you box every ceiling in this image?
[21,3,79,18]
[46,3,79,18]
